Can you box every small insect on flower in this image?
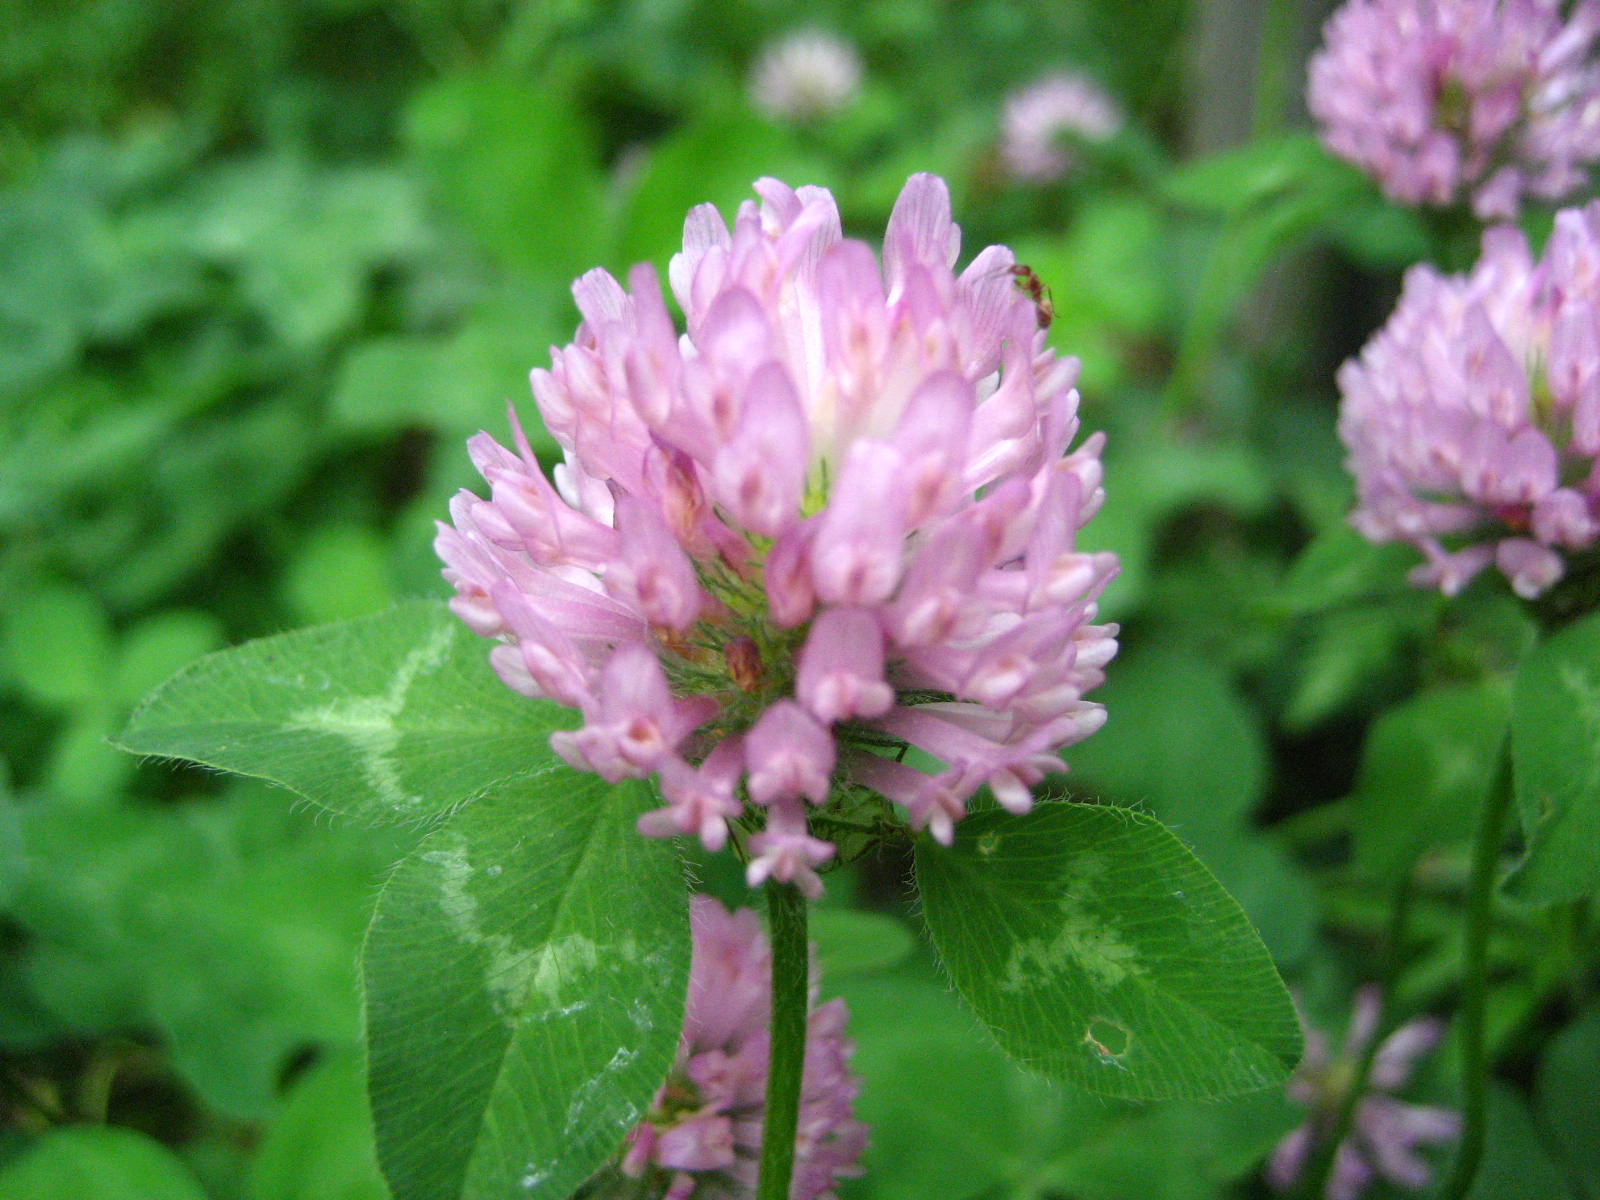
[1009,263,1054,330]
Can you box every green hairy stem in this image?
[756,880,810,1200]
[1436,748,1514,1200]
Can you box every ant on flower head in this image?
[1009,263,1054,330]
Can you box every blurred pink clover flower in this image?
[1339,201,1600,597]
[999,70,1122,183]
[614,895,865,1200]
[748,29,862,124]
[1268,989,1459,1200]
[1308,0,1600,218]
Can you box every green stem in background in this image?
[1250,0,1301,139]
[756,880,810,1200]
[1161,190,1330,421]
[1436,745,1514,1200]
[1162,0,1319,420]
[1298,873,1416,1200]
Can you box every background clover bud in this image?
[748,28,862,124]
[999,70,1122,183]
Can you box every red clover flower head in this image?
[748,29,862,124]
[437,174,1118,895]
[1308,0,1600,218]
[999,71,1122,183]
[614,895,865,1200]
[1268,989,1459,1200]
[1339,201,1600,598]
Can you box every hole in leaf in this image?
[1083,1016,1132,1065]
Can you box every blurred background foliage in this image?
[2,0,1594,1197]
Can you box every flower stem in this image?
[1436,745,1514,1200]
[757,879,809,1200]
[1250,0,1299,138]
